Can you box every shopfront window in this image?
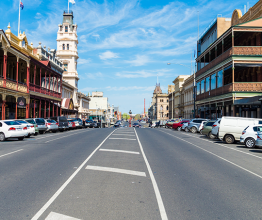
[206,76,210,92]
[201,79,205,94]
[197,82,200,95]
[217,70,223,88]
[211,73,216,90]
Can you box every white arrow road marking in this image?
[86,165,146,177]
[45,212,81,220]
[99,149,140,154]
[109,138,136,140]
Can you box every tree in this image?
[122,113,130,120]
[134,114,141,120]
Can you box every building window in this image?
[206,76,210,92]
[65,26,68,32]
[197,82,200,95]
[217,70,223,88]
[62,44,65,50]
[211,73,216,90]
[64,64,68,71]
[67,44,69,50]
[201,79,205,94]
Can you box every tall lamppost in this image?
[129,110,132,127]
[167,62,196,118]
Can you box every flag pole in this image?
[18,0,21,35]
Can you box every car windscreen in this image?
[16,121,27,124]
[47,119,56,123]
[4,121,21,126]
[59,117,68,122]
[205,122,214,126]
[25,119,36,124]
[35,119,45,125]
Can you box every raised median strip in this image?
[85,165,146,177]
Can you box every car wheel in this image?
[225,134,234,144]
[39,131,44,134]
[191,127,197,133]
[177,127,182,131]
[208,132,215,139]
[18,137,24,141]
[200,130,203,134]
[245,137,255,148]
[26,134,31,138]
[0,133,5,142]
[34,132,38,136]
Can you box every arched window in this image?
[166,106,168,110]
[62,44,65,50]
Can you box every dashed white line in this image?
[112,134,135,136]
[109,138,136,140]
[86,165,146,177]
[0,149,23,158]
[134,129,168,220]
[31,129,116,220]
[99,149,140,154]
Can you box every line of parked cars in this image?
[166,116,262,149]
[0,117,101,142]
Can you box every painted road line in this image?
[45,130,88,143]
[158,129,262,181]
[112,134,135,136]
[99,149,140,154]
[45,212,81,220]
[31,129,116,220]
[35,129,91,140]
[134,129,168,220]
[109,138,136,140]
[0,149,23,158]
[86,165,146,177]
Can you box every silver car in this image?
[187,119,209,133]
[255,131,262,148]
[44,119,58,133]
[28,118,48,134]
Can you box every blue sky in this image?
[0,0,258,114]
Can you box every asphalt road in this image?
[1,123,262,219]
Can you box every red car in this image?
[172,120,190,131]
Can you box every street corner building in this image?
[0,25,63,120]
[195,1,262,119]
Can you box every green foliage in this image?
[122,113,130,120]
[134,114,141,120]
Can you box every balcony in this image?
[0,78,28,93]
[29,83,62,99]
[196,46,262,78]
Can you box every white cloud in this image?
[125,55,151,66]
[99,51,119,60]
[84,72,104,80]
[115,69,173,78]
[35,12,42,19]
[78,58,91,65]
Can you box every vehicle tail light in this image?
[36,125,38,127]
[242,131,246,135]
[257,135,262,140]
[212,124,217,128]
[31,126,34,128]
[56,123,58,125]
[47,123,51,125]
[23,127,27,130]
[9,127,16,131]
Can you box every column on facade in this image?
[45,71,47,90]
[56,76,58,93]
[49,101,51,117]
[26,99,30,119]
[15,97,18,119]
[49,73,51,90]
[44,100,46,118]
[16,57,19,90]
[27,62,30,92]
[3,50,7,87]
[53,75,55,92]
[52,102,55,117]
[39,98,42,118]
[33,99,36,118]
[56,102,58,116]
[34,64,36,91]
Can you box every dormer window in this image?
[67,44,69,50]
[62,44,65,50]
[65,26,68,32]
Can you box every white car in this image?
[211,118,221,137]
[182,122,189,131]
[240,125,262,148]
[0,120,28,141]
[15,120,35,137]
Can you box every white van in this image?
[218,117,262,144]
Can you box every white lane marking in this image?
[31,129,116,220]
[109,138,136,140]
[0,149,23,158]
[163,129,262,160]
[86,165,146,177]
[45,211,81,220]
[134,129,168,220]
[112,134,135,136]
[45,130,88,143]
[34,129,89,140]
[99,149,140,154]
[159,130,262,180]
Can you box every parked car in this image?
[74,118,83,128]
[201,120,216,138]
[240,125,262,148]
[172,120,190,131]
[50,116,69,131]
[133,122,141,128]
[211,118,221,137]
[255,131,262,148]
[24,119,39,136]
[26,118,47,134]
[218,117,262,144]
[166,119,179,128]
[85,119,94,128]
[187,119,209,133]
[15,120,35,137]
[0,120,28,141]
[44,119,59,133]
[67,119,76,129]
[182,122,189,131]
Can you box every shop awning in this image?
[234,96,262,106]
